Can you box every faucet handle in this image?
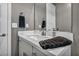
[46,28,58,32]
[53,28,59,31]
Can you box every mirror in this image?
[12,3,56,31]
[34,3,46,30]
[56,3,72,32]
[34,3,56,32]
[12,3,34,30]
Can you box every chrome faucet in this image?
[41,28,46,36]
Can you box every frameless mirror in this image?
[56,3,72,32]
[12,3,34,30]
[34,3,46,30]
[12,3,56,31]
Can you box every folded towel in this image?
[39,36,72,49]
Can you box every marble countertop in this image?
[18,30,73,56]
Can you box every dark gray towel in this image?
[19,16,25,28]
[39,36,72,49]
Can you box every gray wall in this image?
[56,3,71,32]
[71,4,79,56]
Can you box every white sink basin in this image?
[29,36,39,41]
[28,35,52,42]
[18,30,53,42]
[19,30,41,36]
[18,31,73,42]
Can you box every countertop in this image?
[18,30,73,56]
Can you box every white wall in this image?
[7,3,11,56]
[56,3,71,32]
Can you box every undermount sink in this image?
[19,30,41,36]
[28,35,52,41]
[18,31,53,41]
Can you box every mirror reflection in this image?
[12,3,56,32]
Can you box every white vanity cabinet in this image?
[19,38,32,56]
[19,37,46,56]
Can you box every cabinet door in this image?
[32,47,46,56]
[59,46,71,56]
[0,3,8,56]
[19,38,32,56]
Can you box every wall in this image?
[11,3,34,55]
[71,4,79,56]
[56,3,71,32]
[7,3,11,56]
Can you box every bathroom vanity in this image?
[18,30,73,56]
